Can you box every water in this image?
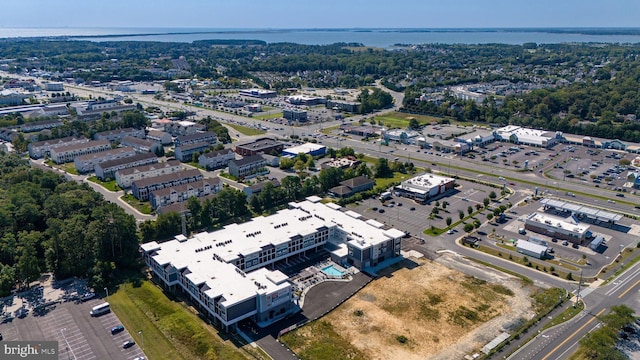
[1,27,640,47]
[322,265,345,277]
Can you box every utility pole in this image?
[576,268,583,308]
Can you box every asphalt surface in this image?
[0,298,145,360]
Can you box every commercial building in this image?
[383,129,420,144]
[28,136,89,159]
[329,176,375,198]
[493,125,560,148]
[94,128,145,142]
[175,142,212,162]
[174,131,218,147]
[326,100,361,113]
[73,100,136,121]
[116,160,183,189]
[286,95,325,106]
[0,89,29,106]
[95,152,158,181]
[198,148,236,170]
[235,138,283,157]
[149,178,222,209]
[74,147,137,174]
[515,239,548,259]
[393,173,456,204]
[238,88,277,98]
[44,82,64,91]
[282,143,327,157]
[432,139,471,154]
[228,155,268,179]
[283,108,308,122]
[49,140,111,164]
[120,136,163,154]
[132,169,203,201]
[523,212,591,244]
[140,198,404,330]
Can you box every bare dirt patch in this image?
[283,254,535,360]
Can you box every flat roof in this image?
[525,212,590,235]
[540,198,622,222]
[283,143,326,154]
[398,173,455,192]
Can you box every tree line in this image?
[0,153,139,296]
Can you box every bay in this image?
[1,27,640,47]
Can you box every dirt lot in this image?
[284,254,536,360]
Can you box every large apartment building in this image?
[49,140,111,164]
[132,169,203,201]
[95,152,158,181]
[74,147,137,174]
[149,178,222,209]
[140,197,404,331]
[115,160,183,189]
[28,136,89,159]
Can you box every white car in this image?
[446,229,454,235]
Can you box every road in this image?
[508,260,640,360]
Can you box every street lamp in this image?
[104,287,108,299]
[138,330,144,351]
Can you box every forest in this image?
[0,152,139,296]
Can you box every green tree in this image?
[489,191,497,200]
[467,205,473,216]
[483,197,490,207]
[458,210,465,221]
[463,223,474,233]
[374,158,393,178]
[446,217,452,226]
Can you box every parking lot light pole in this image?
[138,330,144,351]
[61,328,76,360]
[104,287,108,299]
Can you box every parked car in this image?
[80,292,96,302]
[562,241,569,246]
[572,243,580,249]
[122,340,135,349]
[111,325,125,335]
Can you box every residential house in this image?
[175,142,211,162]
[146,130,173,145]
[198,148,236,170]
[49,140,111,164]
[132,169,203,201]
[74,147,137,174]
[28,136,89,159]
[174,131,217,147]
[120,136,163,154]
[115,160,183,189]
[228,155,268,179]
[94,127,145,142]
[95,152,158,181]
[149,178,222,209]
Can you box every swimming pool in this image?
[322,265,345,277]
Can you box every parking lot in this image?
[480,196,640,273]
[0,295,144,360]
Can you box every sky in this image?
[2,0,639,29]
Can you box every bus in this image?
[89,302,110,317]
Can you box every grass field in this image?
[374,112,442,129]
[228,123,266,136]
[257,112,283,120]
[87,176,120,192]
[109,281,250,360]
[121,194,153,214]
